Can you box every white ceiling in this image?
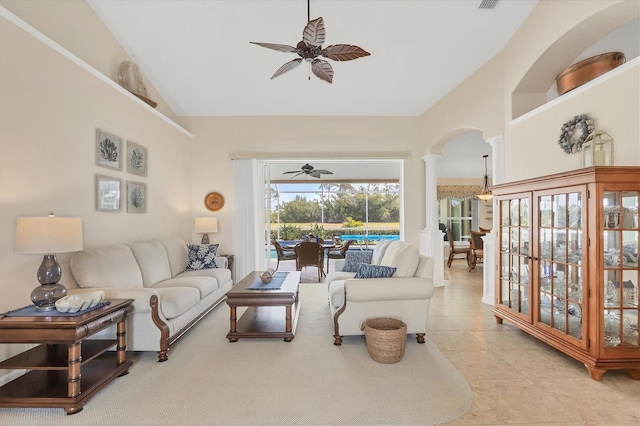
[88,0,538,117]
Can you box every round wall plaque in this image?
[204,192,225,211]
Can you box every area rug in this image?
[1,284,473,425]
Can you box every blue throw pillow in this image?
[185,243,219,270]
[343,251,373,272]
[354,263,396,279]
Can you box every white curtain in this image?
[232,159,266,281]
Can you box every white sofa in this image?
[325,240,435,345]
[64,238,232,361]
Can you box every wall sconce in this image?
[583,129,613,167]
[15,214,83,311]
[475,154,493,201]
[194,217,218,244]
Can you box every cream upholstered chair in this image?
[326,241,435,345]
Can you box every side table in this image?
[0,299,134,414]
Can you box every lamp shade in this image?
[15,217,83,254]
[194,217,218,234]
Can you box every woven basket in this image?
[362,317,407,364]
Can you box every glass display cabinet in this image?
[492,167,639,380]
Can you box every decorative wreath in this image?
[558,114,593,154]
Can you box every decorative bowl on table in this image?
[55,291,105,313]
[260,268,276,283]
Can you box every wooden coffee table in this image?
[226,271,301,342]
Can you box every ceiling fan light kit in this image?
[250,1,370,83]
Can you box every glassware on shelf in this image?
[605,280,620,306]
[604,309,621,347]
[604,205,621,229]
[622,310,639,346]
[623,206,638,229]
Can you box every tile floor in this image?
[434,262,640,425]
[290,259,640,425]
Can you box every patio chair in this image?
[272,240,296,270]
[295,241,325,282]
[326,239,354,271]
[446,228,471,268]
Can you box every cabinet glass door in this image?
[603,190,639,349]
[537,190,585,342]
[498,196,531,316]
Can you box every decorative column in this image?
[419,154,446,287]
[481,135,505,305]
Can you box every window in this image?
[269,182,400,241]
[439,198,473,242]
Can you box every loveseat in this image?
[64,238,232,361]
[325,240,435,345]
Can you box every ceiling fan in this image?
[250,0,370,83]
[283,163,334,179]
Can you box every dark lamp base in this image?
[31,283,67,311]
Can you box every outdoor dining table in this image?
[284,242,336,250]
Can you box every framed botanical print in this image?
[96,175,122,212]
[126,140,148,176]
[96,129,122,170]
[127,181,147,213]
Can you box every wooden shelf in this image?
[0,340,116,370]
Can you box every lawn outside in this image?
[269,222,399,231]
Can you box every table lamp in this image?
[194,217,218,244]
[15,214,83,311]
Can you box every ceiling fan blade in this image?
[250,42,298,53]
[314,169,334,174]
[303,17,325,47]
[289,171,305,178]
[270,58,303,79]
[322,44,371,61]
[309,171,322,178]
[283,170,300,174]
[311,59,333,83]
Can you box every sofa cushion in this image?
[354,263,396,279]
[370,239,393,265]
[155,287,200,320]
[185,243,219,270]
[71,244,143,289]
[178,267,231,284]
[160,238,189,277]
[380,241,420,278]
[128,240,172,288]
[152,276,218,299]
[343,251,373,272]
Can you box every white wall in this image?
[417,0,639,183]
[507,63,639,180]
[0,14,193,370]
[182,116,424,253]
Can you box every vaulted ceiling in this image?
[88,0,538,117]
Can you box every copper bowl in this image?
[556,52,625,95]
